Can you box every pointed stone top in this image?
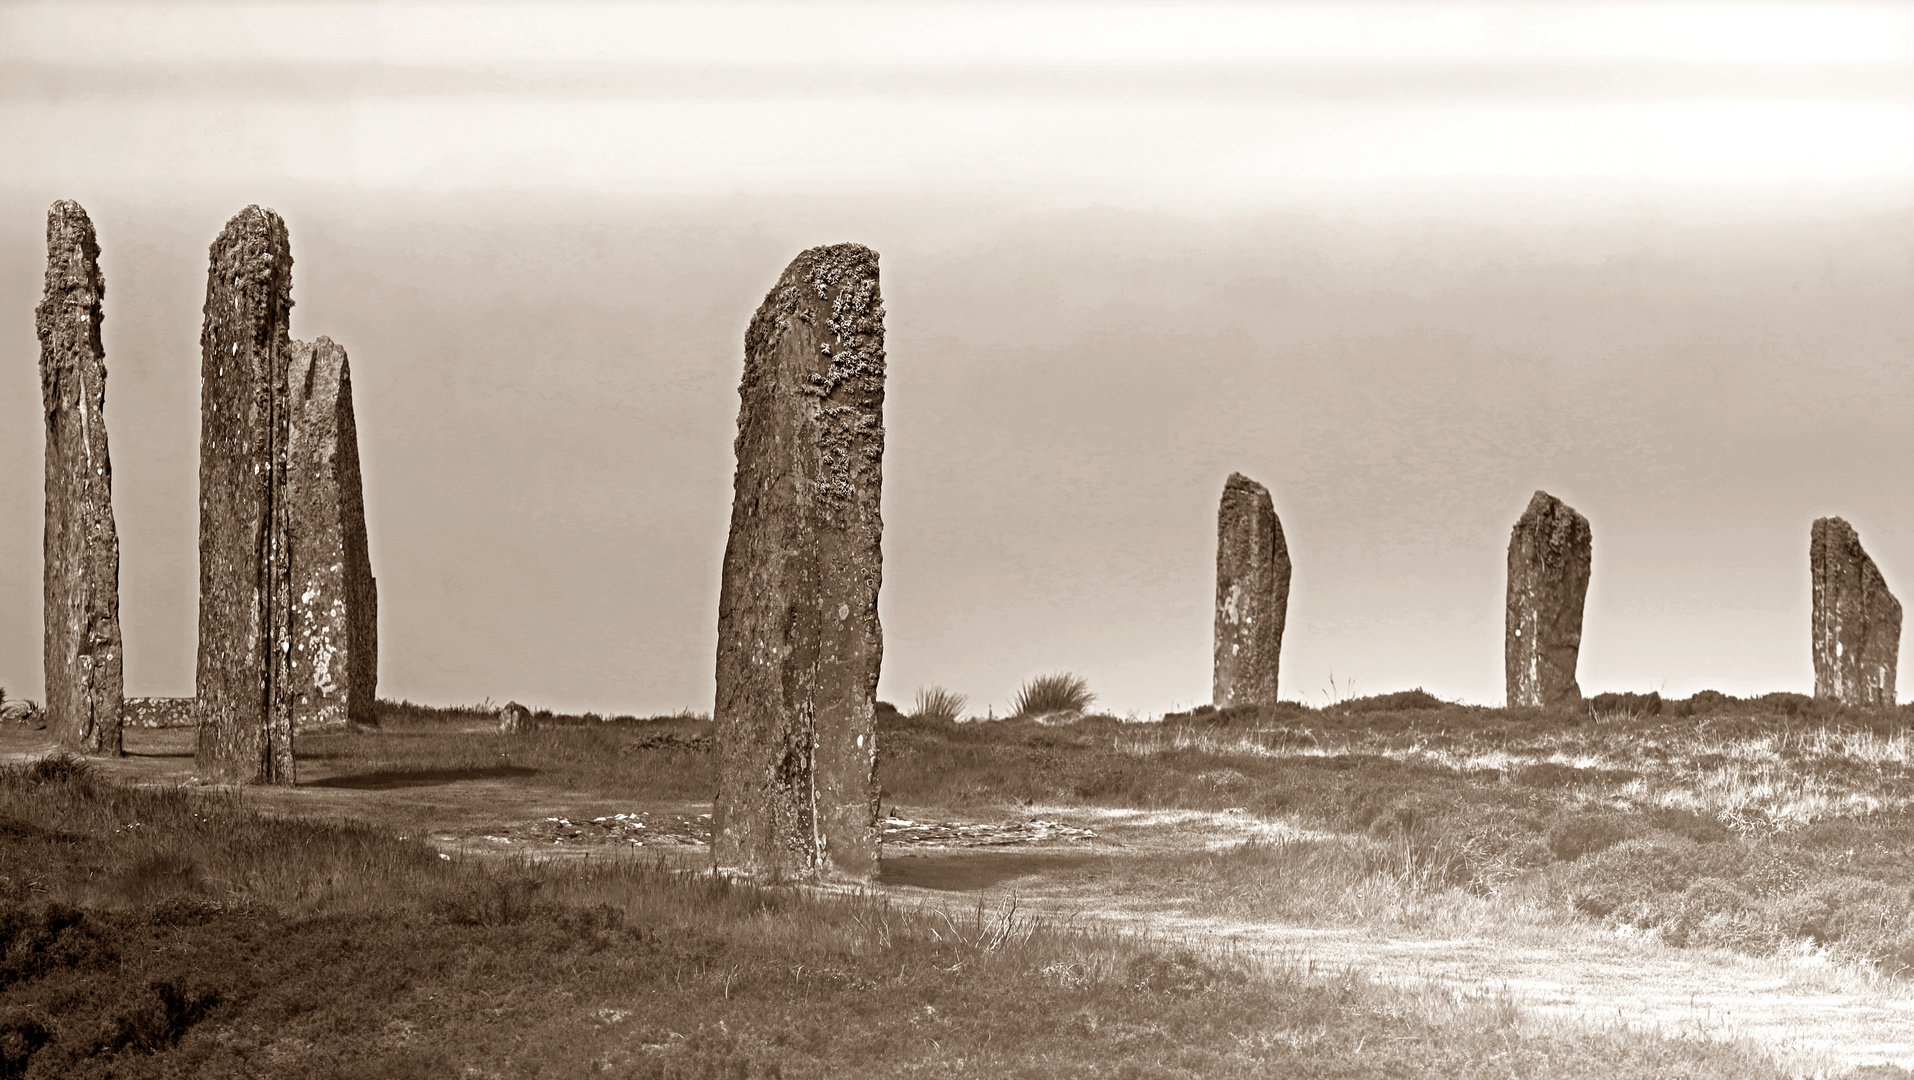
[1517,490,1588,531]
[745,243,880,360]
[1813,515,1857,542]
[39,201,102,303]
[46,199,93,232]
[790,242,878,287]
[1223,472,1270,498]
[209,205,292,276]
[219,203,284,234]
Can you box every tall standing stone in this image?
[1213,473,1290,709]
[288,337,378,729]
[713,244,885,880]
[1506,490,1591,708]
[35,200,124,755]
[1810,516,1900,707]
[195,206,296,784]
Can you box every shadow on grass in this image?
[879,851,1104,891]
[304,765,540,790]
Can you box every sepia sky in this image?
[2,2,1911,715]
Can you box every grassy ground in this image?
[881,692,1914,981]
[0,727,1796,1078]
[326,693,1914,978]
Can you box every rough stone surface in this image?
[498,701,531,734]
[713,244,885,881]
[195,206,296,784]
[1213,473,1290,709]
[287,337,378,730]
[125,697,196,728]
[1506,490,1592,708]
[35,200,124,755]
[1811,517,1901,707]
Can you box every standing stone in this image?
[713,244,885,880]
[1213,473,1290,709]
[1811,517,1901,707]
[195,206,296,784]
[1505,490,1592,708]
[497,701,530,734]
[35,201,124,755]
[287,337,378,729]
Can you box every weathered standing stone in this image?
[287,337,378,730]
[1213,473,1290,709]
[713,244,886,880]
[35,201,124,755]
[1505,490,1592,708]
[195,206,296,784]
[1811,517,1901,707]
[497,701,530,734]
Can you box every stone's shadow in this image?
[878,851,1102,892]
[304,765,539,790]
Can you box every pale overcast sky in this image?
[3,2,1911,713]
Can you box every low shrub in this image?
[1587,691,1662,718]
[1336,689,1447,713]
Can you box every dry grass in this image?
[880,694,1914,989]
[0,735,1794,1078]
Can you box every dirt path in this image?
[13,731,1913,1072]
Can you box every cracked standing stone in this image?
[287,336,378,729]
[1811,516,1900,707]
[713,244,885,880]
[1213,473,1290,709]
[195,206,296,784]
[1505,490,1591,709]
[36,200,124,755]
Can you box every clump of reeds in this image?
[910,686,968,724]
[1012,673,1094,718]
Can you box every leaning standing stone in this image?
[195,206,296,784]
[288,337,378,729]
[1505,490,1591,708]
[713,244,886,880]
[35,200,125,755]
[1213,472,1290,709]
[1811,517,1901,707]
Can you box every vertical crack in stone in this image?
[287,337,379,730]
[195,205,296,784]
[714,244,884,880]
[1213,472,1289,709]
[1505,490,1591,709]
[1811,517,1901,707]
[35,200,124,756]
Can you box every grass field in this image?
[0,690,1908,1076]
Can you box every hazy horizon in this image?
[3,3,1911,715]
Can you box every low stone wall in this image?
[125,697,195,728]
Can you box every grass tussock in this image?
[909,686,967,724]
[1011,672,1095,718]
[0,749,1788,1078]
